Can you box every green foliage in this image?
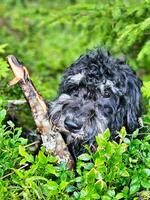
[0,45,9,79]
[0,0,150,199]
[0,110,150,199]
[142,81,150,98]
[0,0,150,100]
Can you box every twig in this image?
[7,99,27,109]
[0,163,29,180]
[24,140,40,148]
[8,99,27,105]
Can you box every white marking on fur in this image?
[58,94,71,102]
[106,80,114,87]
[99,80,115,94]
[70,73,84,84]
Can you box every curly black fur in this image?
[49,49,142,159]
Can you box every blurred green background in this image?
[0,1,150,198]
[0,0,150,100]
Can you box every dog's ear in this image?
[124,73,142,132]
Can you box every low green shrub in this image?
[0,99,150,199]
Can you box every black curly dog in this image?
[49,49,142,159]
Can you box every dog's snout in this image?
[64,117,82,132]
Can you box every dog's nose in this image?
[64,118,82,132]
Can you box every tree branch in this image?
[7,55,74,169]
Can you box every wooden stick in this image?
[7,55,74,169]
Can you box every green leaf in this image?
[87,168,97,182]
[78,153,92,161]
[143,168,150,176]
[47,180,58,191]
[84,162,94,170]
[19,145,27,157]
[132,129,139,139]
[103,128,111,140]
[80,189,88,198]
[0,109,6,124]
[119,127,127,141]
[123,137,131,144]
[107,190,115,197]
[141,179,150,189]
[115,193,124,199]
[45,164,56,175]
[13,168,24,179]
[91,193,100,199]
[0,58,9,79]
[66,185,76,193]
[130,182,140,195]
[20,158,27,165]
[19,145,34,163]
[142,81,150,98]
[7,120,15,128]
[144,134,150,141]
[47,155,58,163]
[101,195,111,200]
[0,44,8,53]
[73,191,80,198]
[95,180,107,193]
[75,177,82,183]
[37,151,47,164]
[59,181,68,191]
[120,169,129,177]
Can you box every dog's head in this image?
[49,49,142,158]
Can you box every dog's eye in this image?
[83,94,89,99]
[62,103,69,110]
[104,106,113,114]
[73,94,78,97]
[103,89,111,98]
